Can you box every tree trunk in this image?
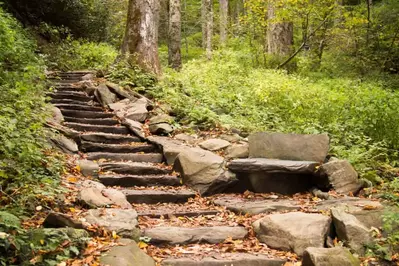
[168,0,182,69]
[122,0,161,75]
[267,3,294,56]
[205,0,213,59]
[201,0,207,48]
[219,0,228,45]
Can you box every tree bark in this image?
[201,0,207,48]
[122,0,161,76]
[267,3,294,56]
[205,0,213,59]
[168,0,182,69]
[219,0,228,45]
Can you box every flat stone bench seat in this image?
[228,158,320,174]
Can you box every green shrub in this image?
[44,38,118,71]
[153,50,399,175]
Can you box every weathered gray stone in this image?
[78,160,99,178]
[49,106,64,124]
[147,136,189,165]
[302,247,361,266]
[149,123,174,135]
[213,197,300,215]
[174,133,198,144]
[95,83,118,107]
[319,160,362,195]
[199,138,231,151]
[331,208,372,254]
[84,209,139,239]
[102,188,132,209]
[225,143,249,159]
[162,253,286,266]
[43,212,84,229]
[51,135,78,154]
[106,81,134,99]
[79,188,112,208]
[46,122,80,141]
[174,147,237,195]
[219,133,242,143]
[81,180,105,190]
[100,238,155,266]
[253,212,331,254]
[109,98,131,111]
[228,158,319,174]
[81,73,95,80]
[121,98,149,122]
[149,114,174,124]
[249,132,330,162]
[315,198,385,229]
[143,226,248,245]
[122,119,145,139]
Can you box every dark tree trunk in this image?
[122,0,161,75]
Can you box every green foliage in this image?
[154,50,399,175]
[0,5,63,211]
[44,38,118,71]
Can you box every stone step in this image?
[64,122,130,134]
[49,79,82,83]
[142,226,248,245]
[64,116,119,126]
[60,109,114,119]
[81,133,141,144]
[50,98,93,105]
[54,104,103,112]
[86,152,163,163]
[100,162,172,175]
[51,86,84,92]
[99,174,181,187]
[49,92,92,102]
[161,254,286,266]
[228,158,319,174]
[137,209,219,218]
[80,141,156,153]
[122,189,195,204]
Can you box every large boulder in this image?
[249,132,330,162]
[100,239,155,266]
[302,247,360,266]
[319,160,362,195]
[50,135,78,154]
[95,83,118,107]
[225,143,249,159]
[49,106,64,124]
[253,212,331,254]
[148,114,174,135]
[174,147,238,195]
[147,136,190,165]
[331,208,372,254]
[121,98,149,122]
[106,81,135,100]
[84,209,139,239]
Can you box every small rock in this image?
[79,188,112,208]
[302,247,360,266]
[219,133,242,143]
[49,106,64,124]
[249,132,330,162]
[95,83,118,108]
[253,212,331,254]
[331,208,372,254]
[122,119,145,139]
[51,135,78,154]
[84,209,139,239]
[102,188,132,209]
[199,139,231,151]
[100,239,155,266]
[174,133,198,144]
[174,147,238,195]
[43,212,84,229]
[149,123,174,135]
[319,160,362,195]
[225,143,249,159]
[78,160,99,178]
[149,114,174,124]
[81,73,94,80]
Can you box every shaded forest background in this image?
[0,0,398,264]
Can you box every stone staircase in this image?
[46,72,386,266]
